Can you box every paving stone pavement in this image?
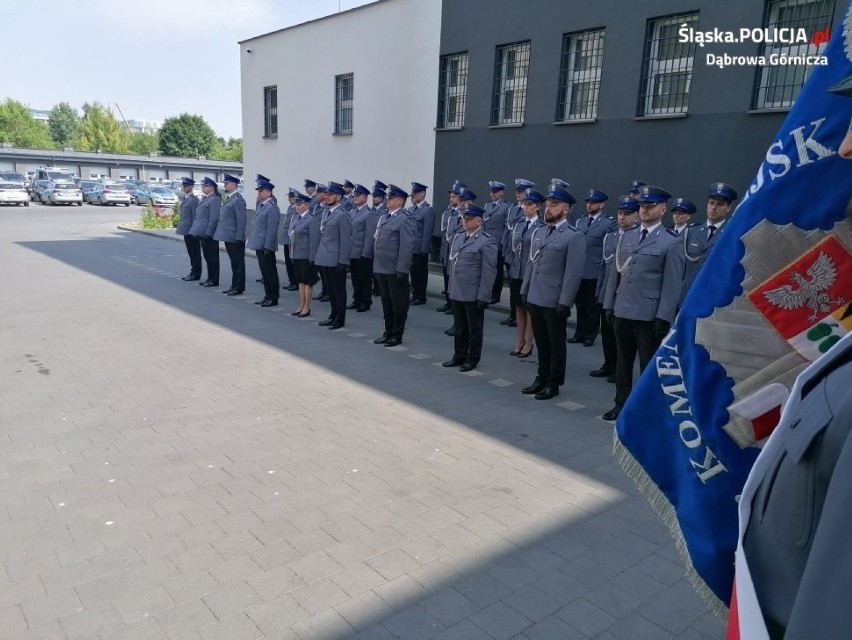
[0,205,724,639]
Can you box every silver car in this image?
[88,183,132,206]
[137,184,178,207]
[44,181,83,206]
[0,181,29,206]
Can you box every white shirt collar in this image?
[640,221,662,234]
[707,218,726,230]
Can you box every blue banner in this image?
[615,6,852,613]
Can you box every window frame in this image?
[637,13,699,117]
[437,51,469,129]
[263,85,278,138]
[491,41,532,126]
[334,73,354,135]
[556,28,607,122]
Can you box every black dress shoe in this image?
[535,385,560,400]
[607,374,616,383]
[222,289,234,294]
[499,317,513,325]
[319,294,330,302]
[567,337,581,344]
[255,298,269,305]
[444,327,456,336]
[517,349,533,358]
[442,359,464,367]
[356,306,370,312]
[506,319,517,327]
[297,310,311,318]
[602,406,622,421]
[328,323,344,330]
[260,299,278,307]
[226,290,243,296]
[510,349,521,356]
[384,338,401,347]
[410,299,426,306]
[256,278,264,283]
[489,298,499,304]
[583,340,595,347]
[521,379,546,395]
[459,362,477,372]
[182,275,200,281]
[436,303,450,313]
[346,303,358,310]
[287,284,299,291]
[290,310,303,316]
[373,336,389,344]
[589,367,614,378]
[318,319,334,326]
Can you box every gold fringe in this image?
[613,433,729,621]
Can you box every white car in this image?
[0,181,29,206]
[44,182,83,206]
[88,183,132,206]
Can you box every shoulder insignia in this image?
[482,232,491,238]
[666,228,678,237]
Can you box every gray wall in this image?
[434,0,844,223]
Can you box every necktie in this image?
[587,215,594,228]
[547,226,554,237]
[708,225,717,240]
[523,220,531,238]
[640,228,648,243]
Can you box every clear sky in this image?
[0,0,375,139]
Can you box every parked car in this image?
[78,180,100,201]
[29,179,50,202]
[87,183,131,206]
[0,181,29,206]
[0,171,26,185]
[43,181,83,206]
[120,182,141,204]
[137,184,178,207]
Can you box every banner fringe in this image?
[613,433,729,621]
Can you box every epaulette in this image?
[482,231,491,238]
[666,228,678,237]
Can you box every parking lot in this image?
[0,207,723,639]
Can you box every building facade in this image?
[240,0,442,197]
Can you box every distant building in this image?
[29,109,162,134]
[30,108,50,123]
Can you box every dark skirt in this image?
[509,278,526,310]
[293,258,319,285]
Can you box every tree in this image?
[77,102,130,153]
[48,102,80,148]
[209,136,243,162]
[128,131,160,155]
[158,113,216,158]
[0,99,54,149]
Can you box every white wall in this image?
[240,0,441,199]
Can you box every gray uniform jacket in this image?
[349,205,370,260]
[577,213,618,280]
[520,222,586,309]
[372,209,415,275]
[508,217,544,281]
[188,193,222,238]
[288,212,320,261]
[440,208,462,266]
[314,205,353,268]
[176,193,199,236]
[739,333,852,639]
[409,201,435,255]
[448,230,498,303]
[213,192,247,243]
[361,209,380,259]
[503,203,525,265]
[680,220,726,303]
[603,225,684,323]
[246,198,280,252]
[278,204,296,246]
[596,228,628,304]
[483,200,509,256]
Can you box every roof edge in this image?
[238,0,388,44]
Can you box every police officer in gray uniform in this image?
[215,174,247,296]
[443,186,476,336]
[177,177,201,281]
[680,183,738,304]
[483,181,510,304]
[369,181,388,297]
[247,178,280,307]
[442,203,498,372]
[278,187,298,290]
[347,184,373,312]
[408,182,434,305]
[502,178,535,326]
[590,196,639,382]
[314,181,353,330]
[372,184,416,347]
[520,184,586,400]
[509,188,545,357]
[602,186,685,420]
[189,177,222,288]
[668,197,696,236]
[569,189,617,346]
[437,181,464,313]
[288,191,320,317]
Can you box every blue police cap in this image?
[315,183,329,193]
[550,178,570,190]
[292,190,310,203]
[455,187,477,201]
[514,178,535,190]
[256,179,275,191]
[343,179,354,189]
[374,180,388,191]
[448,180,466,193]
[353,184,369,196]
[257,174,270,183]
[630,180,646,192]
[708,182,738,202]
[327,181,345,196]
[387,184,409,199]
[636,186,672,204]
[672,198,697,214]
[488,181,506,191]
[521,188,544,204]
[617,196,639,212]
[410,182,428,193]
[463,203,485,217]
[304,179,316,188]
[181,177,195,186]
[223,174,240,185]
[584,189,608,203]
[202,177,216,188]
[371,186,386,198]
[287,187,298,197]
[545,185,576,205]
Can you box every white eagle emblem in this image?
[762,251,846,322]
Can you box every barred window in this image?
[437,52,469,128]
[491,41,531,125]
[263,85,277,138]
[638,13,699,116]
[752,0,835,109]
[335,73,354,134]
[556,29,606,121]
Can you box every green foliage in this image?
[48,102,80,147]
[78,102,130,153]
[139,203,177,229]
[158,113,216,158]
[209,136,243,162]
[0,99,54,148]
[128,131,160,155]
